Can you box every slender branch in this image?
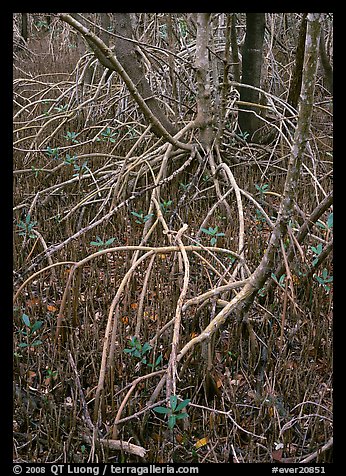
[59,13,193,150]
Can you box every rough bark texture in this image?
[61,13,184,145]
[111,13,177,136]
[69,13,176,138]
[287,13,307,109]
[21,13,29,42]
[230,13,240,83]
[195,13,213,150]
[238,13,265,139]
[319,28,333,94]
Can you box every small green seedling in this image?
[178,19,188,38]
[46,146,59,160]
[159,24,167,39]
[255,183,269,196]
[310,243,323,266]
[131,211,154,225]
[179,182,190,191]
[17,214,37,239]
[64,131,79,143]
[100,127,117,143]
[147,354,163,370]
[73,161,89,177]
[271,273,286,288]
[123,337,162,369]
[64,154,78,166]
[90,236,116,250]
[200,226,225,246]
[160,199,173,213]
[18,313,43,348]
[31,166,43,178]
[125,126,139,139]
[45,368,58,379]
[54,104,68,113]
[123,337,152,364]
[238,130,250,141]
[314,268,333,293]
[317,212,333,231]
[153,395,190,430]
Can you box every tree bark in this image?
[287,13,307,109]
[230,13,240,83]
[195,13,213,150]
[319,28,333,94]
[64,13,177,139]
[238,13,265,140]
[21,13,29,43]
[111,13,177,137]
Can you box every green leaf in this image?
[175,412,189,420]
[311,244,323,256]
[200,227,212,235]
[30,321,43,333]
[153,406,170,414]
[327,212,333,229]
[168,414,177,429]
[22,313,31,328]
[105,238,116,246]
[131,211,143,219]
[170,395,178,411]
[141,342,152,354]
[90,241,102,246]
[175,399,190,412]
[31,340,43,346]
[133,349,142,359]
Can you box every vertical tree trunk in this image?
[21,13,28,43]
[230,13,240,83]
[319,28,333,94]
[238,13,265,140]
[111,13,177,136]
[287,13,307,109]
[166,13,178,121]
[195,13,213,150]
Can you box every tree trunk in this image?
[319,28,333,94]
[195,13,213,150]
[230,13,240,83]
[111,13,177,137]
[66,13,177,139]
[238,13,265,140]
[287,13,307,109]
[21,13,28,43]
